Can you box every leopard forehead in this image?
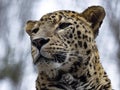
[39,10,91,26]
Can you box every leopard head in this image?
[25,6,105,66]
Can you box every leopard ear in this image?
[81,6,105,38]
[25,20,37,36]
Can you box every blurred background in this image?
[0,0,119,90]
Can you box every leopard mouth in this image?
[34,54,51,65]
[34,52,67,65]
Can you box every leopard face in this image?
[25,6,112,90]
[26,6,104,65]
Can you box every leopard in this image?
[25,6,112,90]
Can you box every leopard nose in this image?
[32,38,50,50]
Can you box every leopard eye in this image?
[32,28,39,33]
[58,22,72,29]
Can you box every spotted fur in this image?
[25,6,112,90]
